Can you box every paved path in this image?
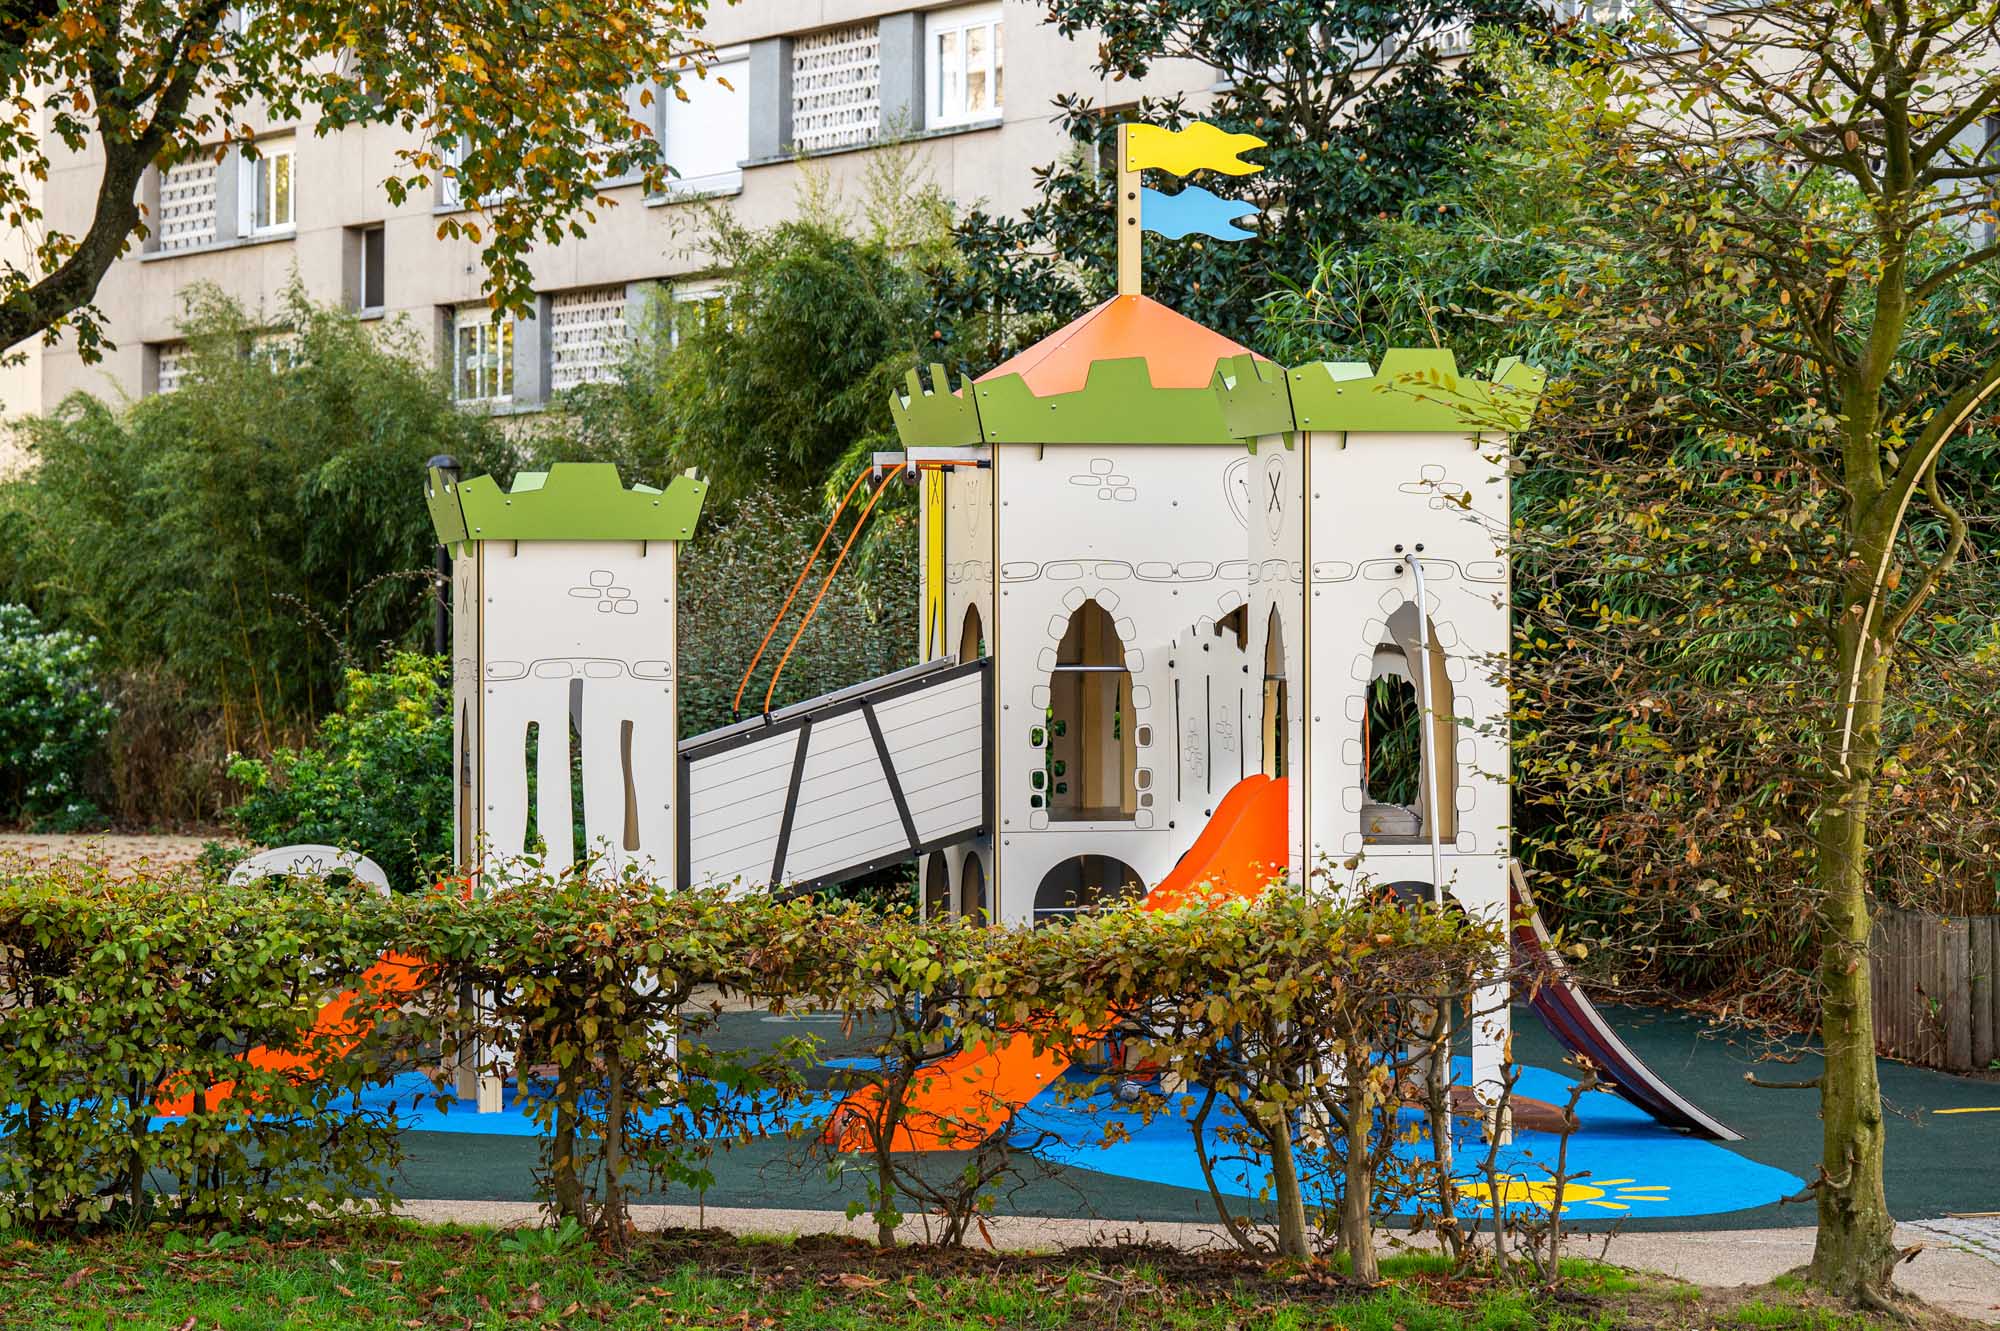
[1912,1216,2000,1269]
[0,832,222,877]
[390,1201,2000,1323]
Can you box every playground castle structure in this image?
[412,122,1738,1141]
[428,310,1538,1113]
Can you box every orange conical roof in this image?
[977,294,1257,394]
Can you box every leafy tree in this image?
[554,159,956,511]
[0,0,716,362]
[1266,42,2000,985]
[1499,2,2000,1302]
[941,0,1550,353]
[0,285,511,755]
[678,489,918,734]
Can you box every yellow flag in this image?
[1125,121,1266,177]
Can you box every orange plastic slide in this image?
[153,953,428,1118]
[828,775,1290,1152]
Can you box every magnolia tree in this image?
[1514,0,2000,1303]
[0,0,717,360]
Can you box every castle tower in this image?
[426,462,709,885]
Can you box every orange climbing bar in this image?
[733,469,875,717]
[762,463,905,714]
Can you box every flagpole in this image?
[1116,124,1141,297]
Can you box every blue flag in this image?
[1139,184,1260,242]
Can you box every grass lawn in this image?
[0,1222,1974,1330]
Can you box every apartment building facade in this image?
[29,1,1228,414]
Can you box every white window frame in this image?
[927,3,1003,129]
[658,46,750,197]
[437,136,522,211]
[452,308,515,405]
[356,224,385,314]
[239,135,295,237]
[666,281,730,348]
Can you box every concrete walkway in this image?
[391,1200,2000,1323]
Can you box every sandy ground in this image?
[0,831,226,877]
[389,1201,2000,1322]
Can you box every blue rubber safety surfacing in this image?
[281,1056,1804,1223]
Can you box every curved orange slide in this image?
[153,953,428,1118]
[828,775,1290,1151]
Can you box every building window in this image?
[791,22,880,154]
[928,3,1003,128]
[151,342,190,395]
[549,285,631,393]
[667,282,729,347]
[438,136,523,210]
[240,136,295,235]
[157,157,218,252]
[252,330,299,373]
[438,138,466,210]
[661,48,749,194]
[356,225,385,313]
[453,309,514,403]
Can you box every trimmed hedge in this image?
[0,866,419,1227]
[0,867,1502,1258]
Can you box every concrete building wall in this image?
[33,1,1221,411]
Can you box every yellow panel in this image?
[923,468,947,660]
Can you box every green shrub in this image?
[0,603,114,828]
[0,866,427,1228]
[227,653,452,890]
[430,870,827,1245]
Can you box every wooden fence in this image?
[1871,906,2000,1074]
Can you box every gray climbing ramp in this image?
[677,657,991,892]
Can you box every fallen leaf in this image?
[835,1273,886,1290]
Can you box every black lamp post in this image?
[427,454,460,657]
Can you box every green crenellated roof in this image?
[1287,350,1545,435]
[890,347,1544,449]
[426,462,708,546]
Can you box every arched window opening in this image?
[1046,600,1136,821]
[958,604,986,663]
[923,855,952,919]
[1033,855,1144,926]
[1360,603,1459,844]
[1261,607,1288,778]
[962,854,988,925]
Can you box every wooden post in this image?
[1116,125,1141,297]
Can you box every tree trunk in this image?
[1268,1121,1312,1261]
[602,1042,629,1248]
[550,1072,587,1226]
[874,1064,911,1248]
[1341,1078,1379,1282]
[1808,637,1897,1299]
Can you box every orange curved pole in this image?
[733,469,875,716]
[763,463,905,714]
